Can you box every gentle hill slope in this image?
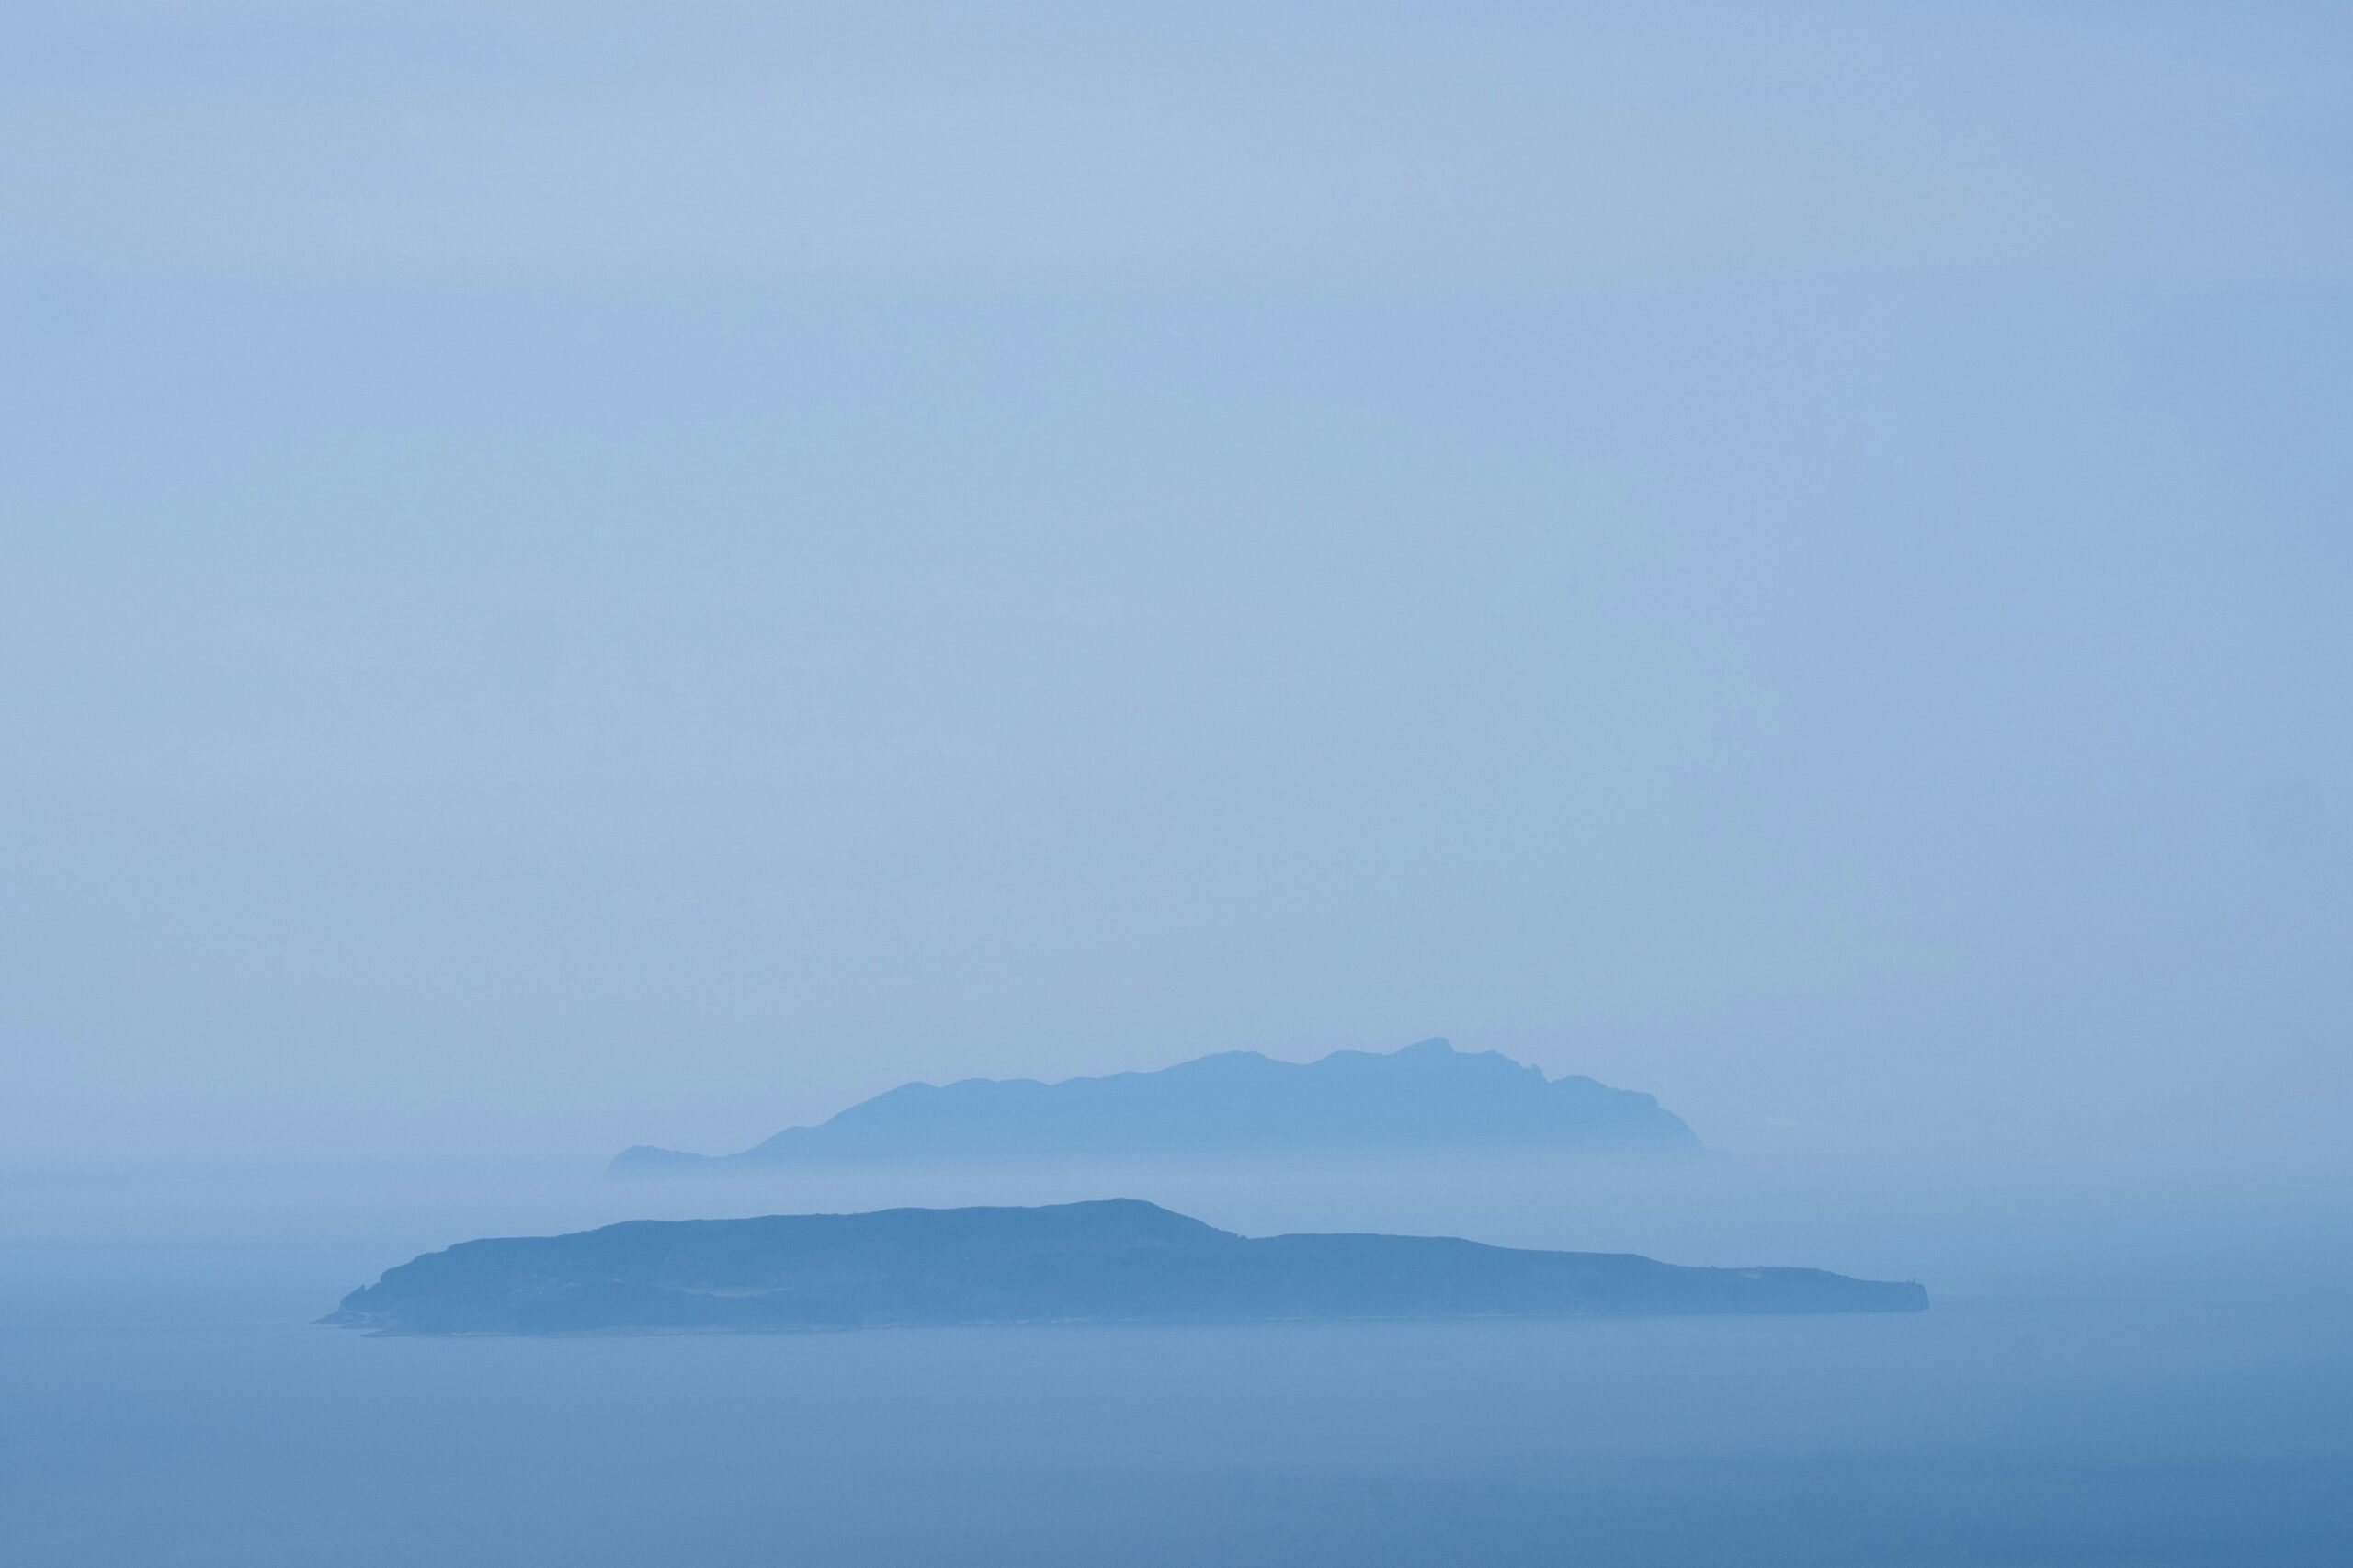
[324,1199,1925,1335]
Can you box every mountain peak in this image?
[611,1039,1700,1176]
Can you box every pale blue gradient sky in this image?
[3,3,2347,1166]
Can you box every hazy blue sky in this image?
[4,3,2348,1167]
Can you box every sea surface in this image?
[6,1299,2349,1564]
[4,1159,2348,1565]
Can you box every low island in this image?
[325,1199,1927,1335]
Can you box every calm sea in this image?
[5,1159,2347,1565]
[4,1296,2347,1566]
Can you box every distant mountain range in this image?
[610,1038,1700,1176]
[324,1199,1922,1335]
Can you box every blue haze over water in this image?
[5,4,2352,1562]
[5,1156,2348,1565]
[9,1302,2348,1568]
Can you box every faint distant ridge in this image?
[610,1038,1700,1176]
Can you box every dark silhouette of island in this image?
[610,1038,1699,1176]
[324,1199,1925,1335]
